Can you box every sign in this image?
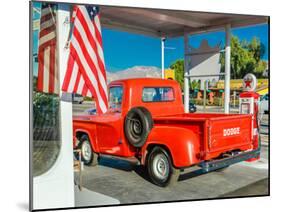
[164,69,175,80]
[242,73,257,91]
[223,127,240,137]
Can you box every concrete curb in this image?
[74,186,120,207]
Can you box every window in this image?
[33,90,61,176]
[142,87,174,102]
[109,86,123,110]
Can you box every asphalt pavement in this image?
[79,145,268,205]
[73,102,269,206]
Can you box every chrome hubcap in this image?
[82,141,92,161]
[152,154,169,180]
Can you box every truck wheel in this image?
[147,147,180,187]
[79,135,98,166]
[124,107,153,148]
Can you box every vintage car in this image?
[73,78,260,187]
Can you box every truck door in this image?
[96,113,124,155]
[96,85,128,156]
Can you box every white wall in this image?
[188,40,221,90]
[32,4,75,210]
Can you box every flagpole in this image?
[56,3,75,207]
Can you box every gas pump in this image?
[239,74,260,159]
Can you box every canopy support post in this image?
[184,32,189,113]
[224,24,231,114]
[161,37,166,79]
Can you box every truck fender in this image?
[141,126,200,168]
[74,129,98,152]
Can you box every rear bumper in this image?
[199,148,260,172]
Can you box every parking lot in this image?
[73,102,269,205]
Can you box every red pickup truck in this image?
[73,78,260,187]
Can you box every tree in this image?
[220,36,268,79]
[32,76,60,131]
[170,36,268,89]
[190,80,200,90]
[247,37,266,63]
[170,59,184,90]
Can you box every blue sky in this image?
[102,24,268,72]
[32,3,268,74]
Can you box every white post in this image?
[184,32,189,113]
[224,24,231,114]
[233,90,236,107]
[33,4,75,210]
[161,37,165,79]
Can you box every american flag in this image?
[37,3,59,94]
[62,5,108,114]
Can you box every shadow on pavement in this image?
[97,157,229,185]
[178,169,205,181]
[98,157,153,183]
[133,165,152,182]
[98,157,134,171]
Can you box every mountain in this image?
[106,66,161,82]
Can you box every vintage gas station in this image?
[32,3,268,210]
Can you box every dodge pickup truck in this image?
[73,78,260,187]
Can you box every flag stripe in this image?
[37,3,58,95]
[73,70,82,93]
[93,15,103,48]
[40,19,55,31]
[79,7,106,78]
[77,77,85,94]
[68,61,79,92]
[49,45,55,92]
[41,7,53,17]
[86,89,91,97]
[40,13,55,24]
[71,52,102,113]
[72,21,107,104]
[82,84,88,96]
[70,41,107,112]
[43,47,50,92]
[37,50,44,91]
[75,12,107,98]
[39,25,56,38]
[54,50,59,93]
[62,56,75,92]
[62,5,108,114]
[39,31,56,46]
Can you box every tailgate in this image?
[207,114,253,154]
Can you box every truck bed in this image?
[154,113,253,160]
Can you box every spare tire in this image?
[124,107,153,148]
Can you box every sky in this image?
[32,3,268,74]
[102,24,268,72]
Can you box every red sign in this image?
[242,74,257,91]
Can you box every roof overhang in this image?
[99,6,268,37]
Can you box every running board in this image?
[199,149,260,172]
[99,154,140,165]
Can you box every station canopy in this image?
[99,6,268,37]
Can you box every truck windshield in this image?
[109,86,123,111]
